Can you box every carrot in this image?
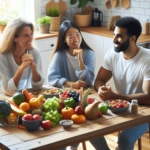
[22,89,32,102]
[8,98,19,109]
[29,93,34,98]
[18,125,26,130]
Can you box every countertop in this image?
[34,26,150,44]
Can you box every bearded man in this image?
[95,17,150,150]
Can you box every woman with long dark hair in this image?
[47,20,95,89]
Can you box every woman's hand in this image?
[72,80,87,89]
[73,49,83,61]
[20,61,31,70]
[22,54,35,67]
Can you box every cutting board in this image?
[46,0,67,17]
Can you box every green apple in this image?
[98,103,108,114]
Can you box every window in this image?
[0,0,19,20]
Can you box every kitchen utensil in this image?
[112,0,117,8]
[121,0,130,9]
[142,21,150,35]
[91,8,103,27]
[116,0,119,6]
[111,16,121,30]
[108,16,114,30]
[106,0,111,10]
[46,0,67,17]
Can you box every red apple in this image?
[33,114,41,120]
[23,114,33,121]
[58,101,65,111]
[41,120,51,130]
[88,98,95,104]
[98,110,102,117]
[74,106,83,115]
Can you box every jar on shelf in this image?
[130,99,138,115]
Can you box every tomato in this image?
[88,98,94,104]
[42,98,46,103]
[98,111,102,117]
[33,115,41,120]
[41,120,51,130]
[23,114,33,121]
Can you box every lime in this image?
[13,93,25,104]
[98,103,108,114]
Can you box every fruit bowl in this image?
[59,92,68,102]
[105,99,130,113]
[42,88,62,99]
[22,118,41,131]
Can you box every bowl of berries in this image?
[105,99,130,113]
[59,91,80,103]
[42,88,63,99]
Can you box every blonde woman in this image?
[0,18,44,96]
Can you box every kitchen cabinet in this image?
[81,32,116,92]
[35,37,57,85]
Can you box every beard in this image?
[114,39,130,53]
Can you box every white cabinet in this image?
[81,32,116,92]
[81,32,102,77]
[35,37,57,85]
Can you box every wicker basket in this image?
[74,13,92,27]
[47,15,61,31]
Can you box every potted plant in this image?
[46,7,61,31]
[0,19,9,33]
[35,16,52,34]
[70,0,94,27]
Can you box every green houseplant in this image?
[0,19,9,33]
[46,7,61,31]
[70,0,94,27]
[35,16,52,34]
[70,0,94,14]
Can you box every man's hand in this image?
[98,84,116,101]
[72,80,86,89]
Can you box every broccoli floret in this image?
[0,100,11,121]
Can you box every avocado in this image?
[13,93,25,104]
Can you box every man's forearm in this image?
[114,92,150,105]
[94,79,106,91]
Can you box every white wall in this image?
[40,0,150,27]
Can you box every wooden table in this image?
[0,86,150,150]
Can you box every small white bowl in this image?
[59,120,73,129]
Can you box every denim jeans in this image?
[60,123,148,150]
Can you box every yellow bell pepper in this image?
[29,98,41,108]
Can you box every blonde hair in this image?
[0,17,34,54]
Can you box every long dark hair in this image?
[51,20,93,61]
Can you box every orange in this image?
[19,102,30,112]
[7,112,17,119]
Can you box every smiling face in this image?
[14,26,33,51]
[113,27,130,53]
[64,27,82,51]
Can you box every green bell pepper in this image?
[64,98,76,108]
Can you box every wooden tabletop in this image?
[0,86,150,150]
[34,26,150,44]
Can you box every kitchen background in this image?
[41,0,150,28]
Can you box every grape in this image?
[42,96,63,127]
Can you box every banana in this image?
[10,104,27,116]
